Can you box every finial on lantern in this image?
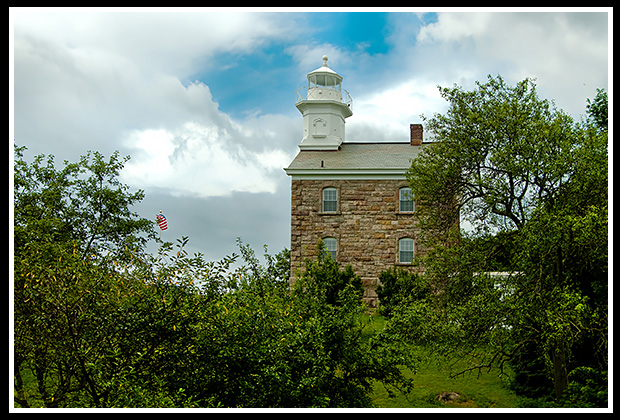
[322,55,328,67]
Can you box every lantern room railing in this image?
[295,86,352,110]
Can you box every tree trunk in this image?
[551,343,569,399]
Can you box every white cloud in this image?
[13,11,300,199]
[13,11,294,78]
[348,78,448,142]
[284,43,354,84]
[417,12,493,43]
[121,119,295,198]
[13,11,297,152]
[391,11,608,119]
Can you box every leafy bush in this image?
[517,366,608,408]
[14,236,407,408]
[559,367,608,408]
[376,267,429,318]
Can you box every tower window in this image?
[399,238,415,264]
[399,187,414,212]
[322,187,337,212]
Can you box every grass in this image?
[361,313,521,409]
[371,363,520,408]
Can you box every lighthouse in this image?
[284,55,432,308]
[296,56,353,150]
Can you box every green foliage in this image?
[559,367,608,408]
[376,267,428,318]
[389,77,608,405]
[14,209,406,408]
[13,145,155,263]
[517,367,608,409]
[14,240,197,407]
[411,75,577,236]
[294,240,364,306]
[586,88,608,132]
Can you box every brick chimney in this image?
[410,124,423,146]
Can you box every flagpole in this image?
[157,210,164,252]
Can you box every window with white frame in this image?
[323,237,337,260]
[399,187,414,212]
[399,238,415,264]
[322,187,337,212]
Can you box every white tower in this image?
[296,56,353,150]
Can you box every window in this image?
[322,187,337,212]
[399,238,415,264]
[323,237,337,260]
[399,187,414,212]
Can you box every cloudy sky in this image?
[10,8,610,262]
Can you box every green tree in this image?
[153,239,406,408]
[386,77,607,404]
[511,120,608,400]
[586,87,608,131]
[411,75,577,238]
[13,239,201,407]
[294,240,364,306]
[14,145,155,262]
[13,147,192,407]
[15,224,407,407]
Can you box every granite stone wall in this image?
[290,178,425,307]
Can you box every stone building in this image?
[284,56,427,306]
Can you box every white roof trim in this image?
[284,167,408,180]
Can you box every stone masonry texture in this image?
[290,178,425,307]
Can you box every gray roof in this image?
[286,142,423,170]
[284,142,425,179]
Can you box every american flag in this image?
[156,212,168,230]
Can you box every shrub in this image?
[376,267,429,318]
